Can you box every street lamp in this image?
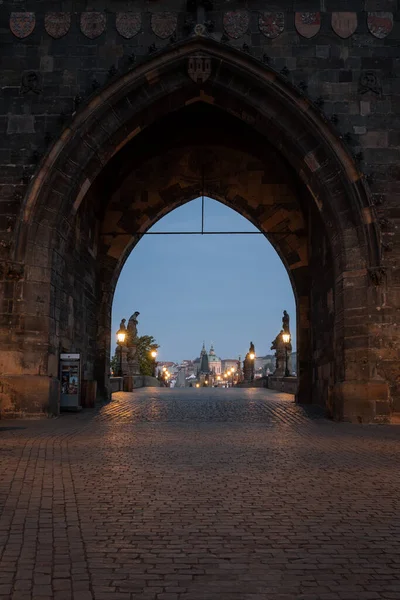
[248,345,255,382]
[282,332,291,377]
[164,370,170,387]
[230,367,235,387]
[116,327,126,376]
[150,348,157,377]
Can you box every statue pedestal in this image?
[272,343,292,377]
[120,346,140,377]
[243,355,253,383]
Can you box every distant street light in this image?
[150,348,158,377]
[282,332,291,377]
[248,343,256,382]
[116,327,126,376]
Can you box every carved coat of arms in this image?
[359,71,381,96]
[295,12,321,38]
[151,12,177,39]
[331,12,357,38]
[116,13,141,39]
[188,55,211,83]
[45,13,71,39]
[10,12,35,39]
[259,12,284,39]
[21,71,42,95]
[80,12,106,39]
[367,12,393,39]
[223,10,249,39]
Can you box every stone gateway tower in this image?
[0,1,399,422]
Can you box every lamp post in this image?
[150,349,157,377]
[249,345,255,382]
[237,356,242,383]
[282,332,291,377]
[116,328,126,376]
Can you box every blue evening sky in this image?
[112,198,296,362]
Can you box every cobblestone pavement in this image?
[1,388,400,600]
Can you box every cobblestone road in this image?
[1,388,400,600]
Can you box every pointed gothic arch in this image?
[6,37,388,422]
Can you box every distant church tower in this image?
[199,342,209,375]
[208,343,222,375]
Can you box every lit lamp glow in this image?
[150,348,158,377]
[117,331,126,344]
[282,332,291,377]
[249,352,255,360]
[116,327,126,376]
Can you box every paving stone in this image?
[0,388,400,599]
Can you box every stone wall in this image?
[268,376,299,396]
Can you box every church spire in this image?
[200,348,209,374]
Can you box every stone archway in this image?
[6,38,389,422]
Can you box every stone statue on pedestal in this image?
[271,330,286,376]
[271,310,293,376]
[118,311,141,376]
[127,311,139,343]
[282,310,290,333]
[243,342,255,383]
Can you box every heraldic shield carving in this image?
[45,13,71,39]
[151,12,178,39]
[367,12,393,39]
[116,13,141,39]
[295,12,321,38]
[259,12,284,39]
[223,10,250,39]
[80,12,106,39]
[10,12,35,39]
[331,12,357,38]
[188,55,211,84]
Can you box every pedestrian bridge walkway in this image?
[103,387,323,423]
[0,388,399,600]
